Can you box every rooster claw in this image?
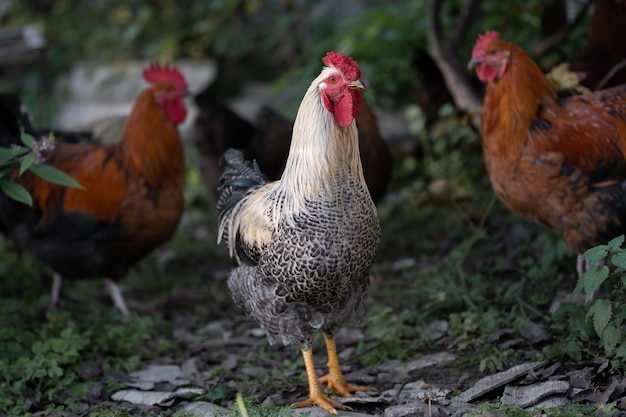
[293,394,348,414]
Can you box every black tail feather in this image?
[217,148,268,242]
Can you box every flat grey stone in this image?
[454,361,546,403]
[178,401,230,417]
[502,380,570,408]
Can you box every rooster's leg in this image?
[319,332,374,396]
[293,347,347,414]
[104,278,130,316]
[49,273,63,307]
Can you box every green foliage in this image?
[546,235,626,368]
[230,395,296,417]
[0,289,156,415]
[0,132,83,205]
[576,236,626,364]
[469,402,597,417]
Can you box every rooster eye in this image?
[328,76,338,84]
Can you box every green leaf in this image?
[0,148,15,164]
[0,180,32,206]
[614,344,626,360]
[607,235,625,249]
[611,250,626,269]
[28,165,84,190]
[587,298,612,337]
[20,132,35,149]
[18,153,35,176]
[581,264,609,300]
[602,325,621,355]
[582,245,609,266]
[563,340,581,361]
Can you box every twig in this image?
[530,0,594,57]
[451,0,483,47]
[457,192,498,268]
[427,0,482,129]
[595,58,626,90]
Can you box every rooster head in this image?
[319,52,364,128]
[143,62,188,125]
[468,31,512,83]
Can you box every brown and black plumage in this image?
[469,31,626,275]
[217,52,380,414]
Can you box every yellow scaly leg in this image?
[293,347,346,414]
[318,332,374,396]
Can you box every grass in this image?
[469,403,601,417]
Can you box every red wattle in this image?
[333,92,354,127]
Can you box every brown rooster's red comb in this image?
[142,62,188,91]
[473,31,499,56]
[322,52,361,81]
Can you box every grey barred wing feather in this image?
[217,148,274,265]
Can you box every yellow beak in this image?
[348,79,365,90]
[467,57,481,70]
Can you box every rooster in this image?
[217,52,380,414]
[468,31,626,275]
[0,63,188,315]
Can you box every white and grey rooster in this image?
[217,52,380,414]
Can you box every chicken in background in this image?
[566,0,626,90]
[217,52,380,414]
[468,31,626,276]
[0,63,188,315]
[193,84,393,204]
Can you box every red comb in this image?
[322,52,361,81]
[472,31,499,57]
[142,62,188,91]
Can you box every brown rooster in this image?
[217,52,380,414]
[193,87,392,203]
[468,31,626,275]
[0,63,188,315]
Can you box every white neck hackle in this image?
[273,66,366,218]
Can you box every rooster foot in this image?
[319,373,374,397]
[293,394,347,415]
[320,332,376,397]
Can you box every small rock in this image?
[502,380,569,408]
[528,395,570,410]
[293,407,375,416]
[126,364,190,390]
[111,387,203,406]
[177,401,229,417]
[240,366,268,377]
[454,361,546,403]
[382,402,428,417]
[77,360,102,380]
[181,357,200,378]
[404,352,456,371]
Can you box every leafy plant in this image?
[468,402,598,417]
[574,235,626,365]
[0,132,83,205]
